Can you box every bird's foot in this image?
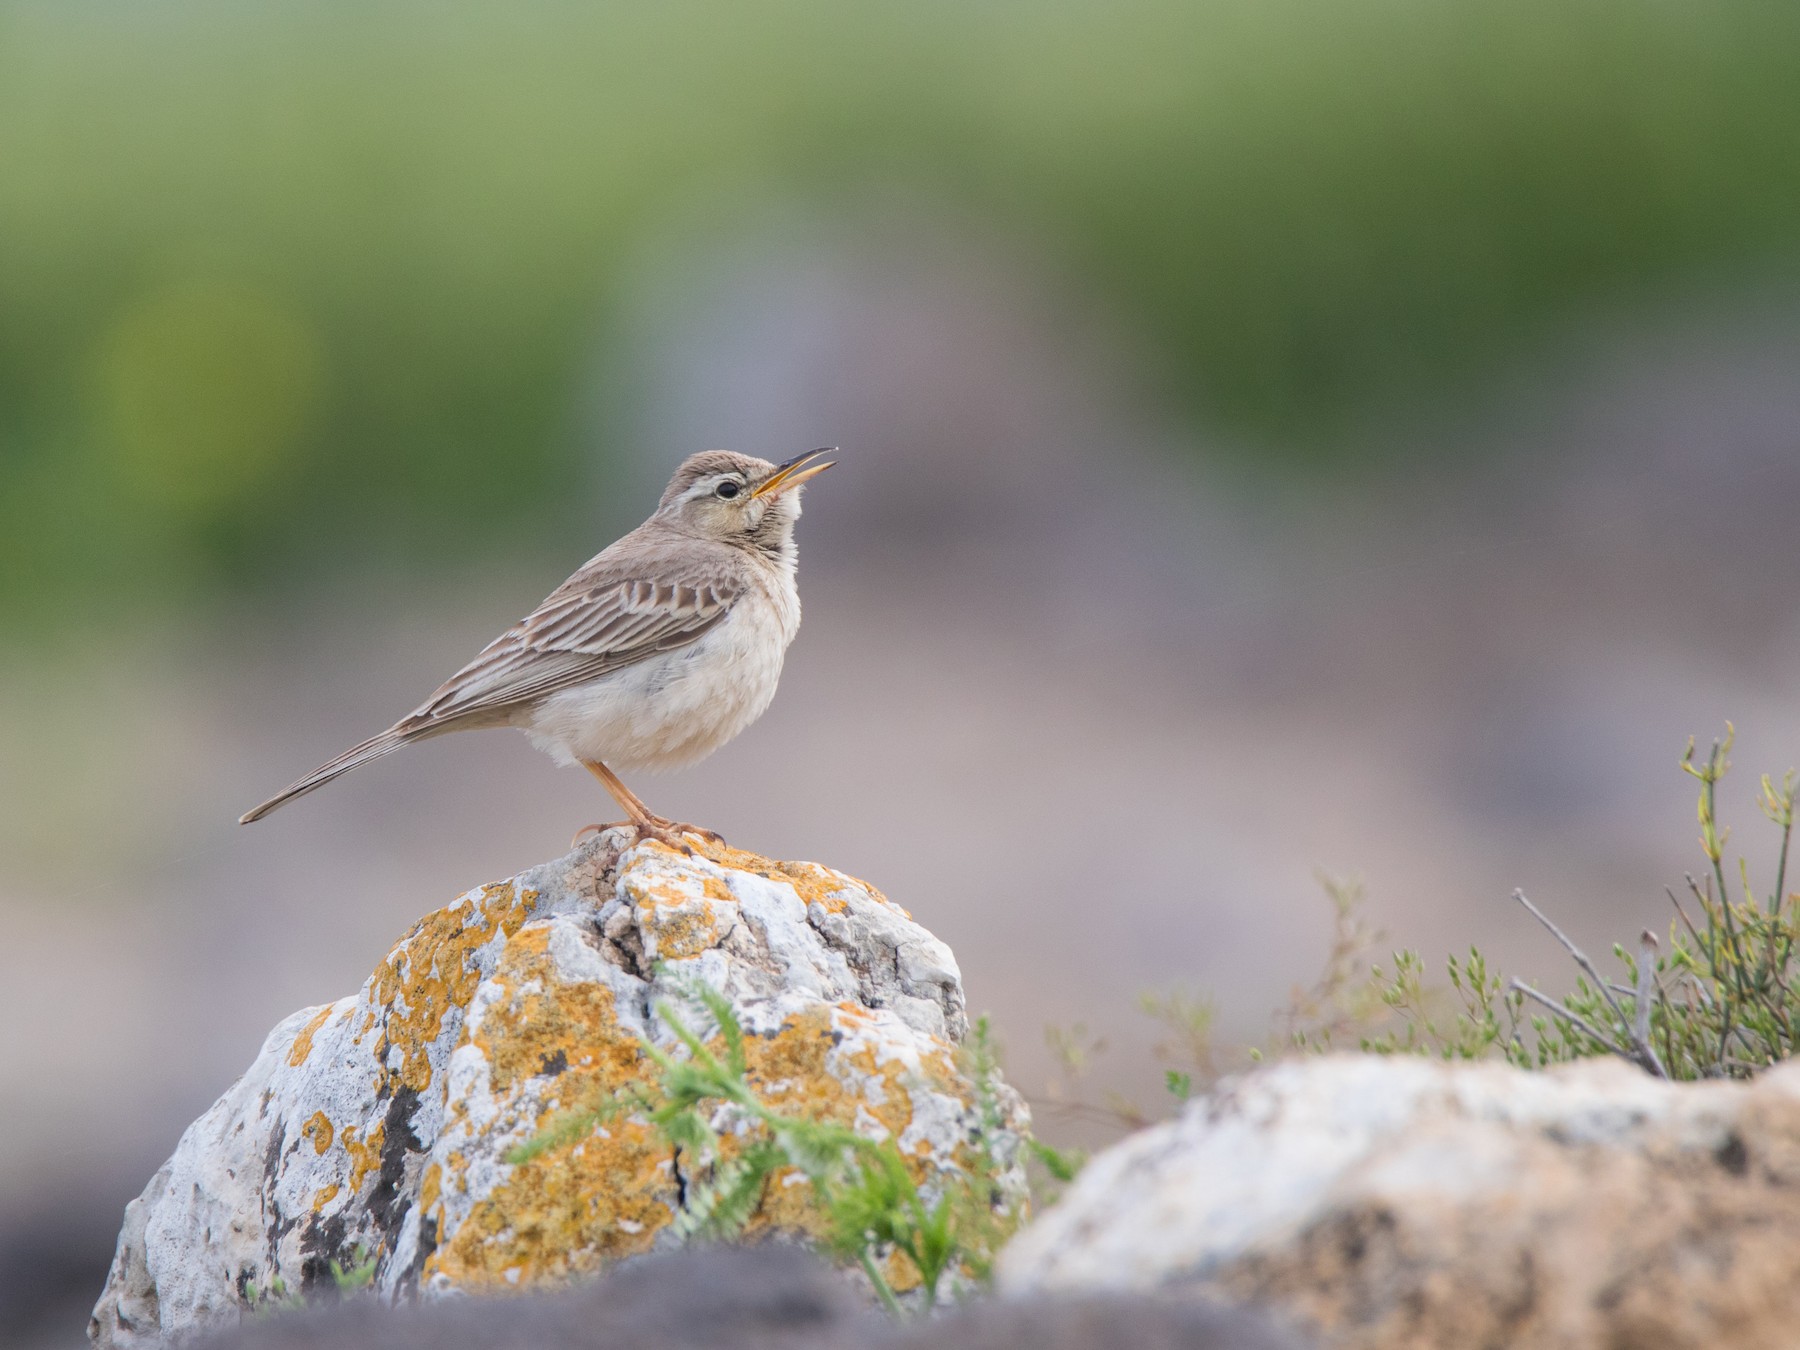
[638,816,727,853]
[573,817,724,855]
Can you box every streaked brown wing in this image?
[406,555,742,727]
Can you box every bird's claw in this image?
[637,817,725,854]
[573,818,723,856]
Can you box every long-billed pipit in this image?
[240,449,835,846]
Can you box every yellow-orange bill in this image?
[752,447,837,497]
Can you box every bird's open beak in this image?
[752,447,837,498]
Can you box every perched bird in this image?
[240,448,835,846]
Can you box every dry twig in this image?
[1511,889,1668,1078]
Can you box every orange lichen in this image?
[684,840,905,917]
[628,870,732,911]
[622,863,739,959]
[311,1183,340,1213]
[342,1123,385,1196]
[419,1163,441,1216]
[429,1116,672,1288]
[367,882,536,1095]
[287,1006,334,1068]
[424,929,672,1288]
[641,904,727,961]
[633,839,905,920]
[301,1110,334,1155]
[478,930,645,1094]
[779,859,904,916]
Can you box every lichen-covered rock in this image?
[999,1054,1800,1350]
[91,832,1026,1348]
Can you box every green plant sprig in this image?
[509,980,1024,1315]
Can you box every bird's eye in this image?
[715,480,742,500]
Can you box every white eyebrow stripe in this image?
[683,472,748,501]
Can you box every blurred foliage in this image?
[3,0,1799,621]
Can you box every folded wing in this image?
[239,542,743,823]
[413,574,740,723]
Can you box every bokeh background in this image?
[6,1,1800,1342]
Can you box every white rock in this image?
[91,833,1025,1347]
[1001,1054,1800,1350]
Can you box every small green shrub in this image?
[328,1246,378,1294]
[242,1276,302,1316]
[1048,729,1800,1132]
[242,1244,376,1314]
[1348,727,1800,1080]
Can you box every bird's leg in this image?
[578,760,673,846]
[579,759,726,850]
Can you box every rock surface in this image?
[92,831,1026,1348]
[1000,1054,1800,1350]
[189,1245,1307,1350]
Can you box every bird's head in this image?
[655,449,836,557]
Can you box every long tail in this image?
[239,725,418,823]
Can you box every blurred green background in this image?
[10,6,1800,1342]
[6,0,1799,626]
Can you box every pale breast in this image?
[520,567,801,774]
